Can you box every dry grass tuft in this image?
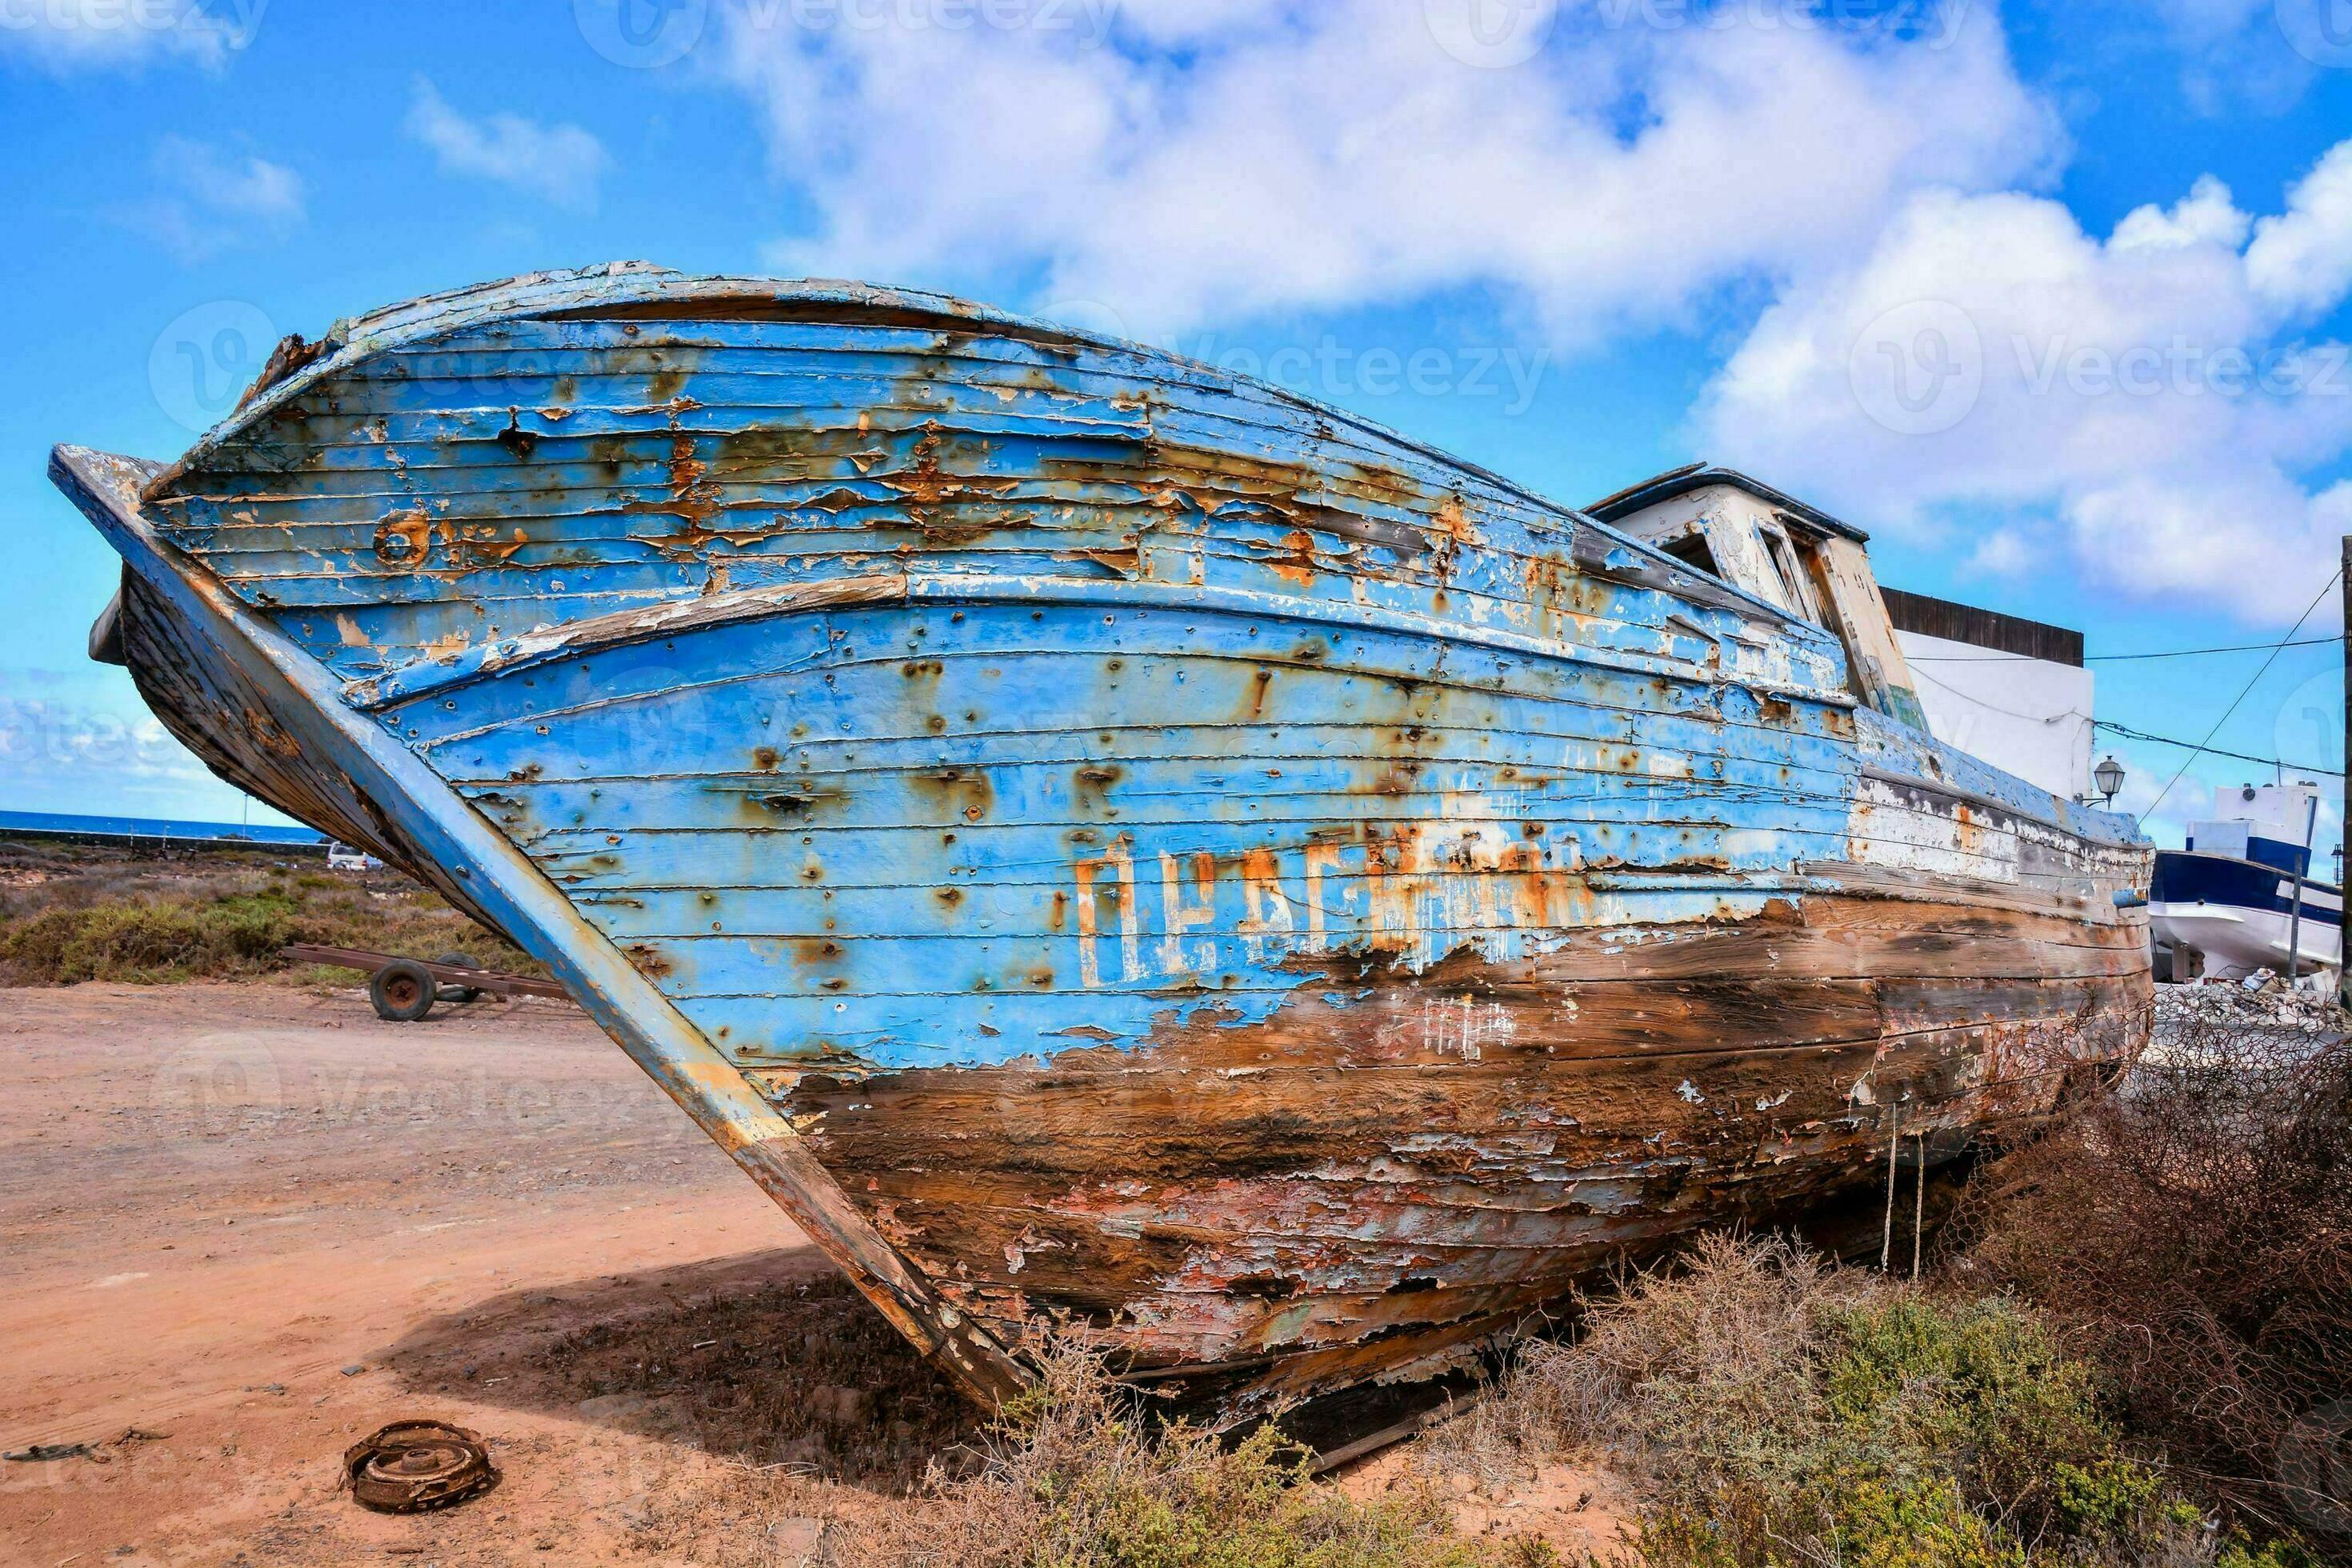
[834,1342,1481,1568]
[1416,1234,1842,1506]
[0,837,535,985]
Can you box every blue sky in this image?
[2,0,2348,863]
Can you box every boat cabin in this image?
[2186,782,2325,879]
[1586,465,1930,733]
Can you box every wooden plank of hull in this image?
[753,910,2145,1401]
[140,275,1855,710]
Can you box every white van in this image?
[325,842,378,872]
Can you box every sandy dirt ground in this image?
[0,982,980,1567]
[0,982,1645,1568]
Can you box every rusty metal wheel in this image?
[433,951,483,1004]
[344,1420,499,1513]
[369,958,436,1022]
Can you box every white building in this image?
[1884,590,2095,802]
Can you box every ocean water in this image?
[0,808,322,846]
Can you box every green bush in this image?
[1818,1294,2119,1539]
[0,894,295,982]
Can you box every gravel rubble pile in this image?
[2154,970,2347,1032]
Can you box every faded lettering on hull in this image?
[1073,819,1585,988]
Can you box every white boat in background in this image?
[2150,782,2342,982]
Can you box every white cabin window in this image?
[1659,531,1723,579]
[1762,529,1823,624]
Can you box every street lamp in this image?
[2093,755,2125,807]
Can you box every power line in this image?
[1907,635,2337,665]
[1912,662,2090,726]
[2094,721,2342,779]
[2146,570,2343,817]
[2094,637,2337,662]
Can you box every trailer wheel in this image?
[370,959,437,1022]
[433,951,483,1005]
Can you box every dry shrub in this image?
[622,1454,850,1568]
[1965,1017,2352,1550]
[836,1342,1479,1568]
[1416,1234,1840,1505]
[1416,1235,2289,1568]
[0,841,536,984]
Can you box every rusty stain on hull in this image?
[58,264,2154,1424]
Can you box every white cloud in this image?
[710,0,2058,343]
[2246,140,2352,318]
[699,0,2352,629]
[154,134,302,222]
[404,77,609,212]
[2134,0,2314,117]
[1965,525,2038,578]
[1698,142,2352,626]
[126,134,305,261]
[0,0,262,73]
[2110,174,2249,253]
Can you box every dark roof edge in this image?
[1582,464,1870,543]
[1882,588,2085,668]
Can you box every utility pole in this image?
[2288,791,2316,985]
[2341,537,2350,1009]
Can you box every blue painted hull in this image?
[59,265,2152,1416]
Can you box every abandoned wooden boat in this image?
[54,263,2153,1418]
